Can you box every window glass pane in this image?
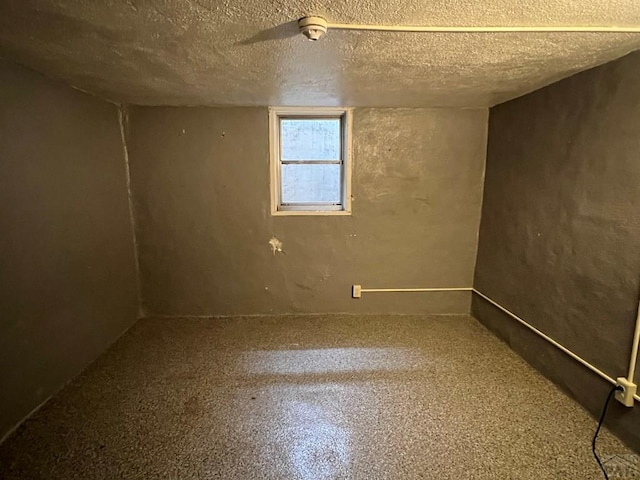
[281,164,341,204]
[281,119,341,160]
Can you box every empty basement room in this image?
[3,2,640,480]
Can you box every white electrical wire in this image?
[359,287,472,293]
[471,289,617,385]
[327,23,640,34]
[627,299,640,383]
[354,285,640,402]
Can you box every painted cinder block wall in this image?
[0,59,140,440]
[473,51,640,451]
[125,107,488,317]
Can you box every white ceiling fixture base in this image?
[298,16,328,41]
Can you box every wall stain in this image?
[269,237,283,255]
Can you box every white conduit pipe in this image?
[358,287,472,293]
[355,285,640,402]
[471,289,617,385]
[327,23,640,34]
[627,299,640,384]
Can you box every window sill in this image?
[271,209,352,217]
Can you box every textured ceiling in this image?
[1,1,640,107]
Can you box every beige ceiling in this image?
[1,1,640,107]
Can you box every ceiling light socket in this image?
[298,16,328,41]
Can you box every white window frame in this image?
[269,107,352,216]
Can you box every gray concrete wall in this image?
[474,51,640,451]
[126,107,488,316]
[0,59,139,439]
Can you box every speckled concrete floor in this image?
[0,314,634,479]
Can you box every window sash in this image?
[277,114,345,210]
[280,160,342,165]
[269,107,352,215]
[279,204,344,211]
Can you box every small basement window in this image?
[269,107,352,215]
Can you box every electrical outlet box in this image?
[615,377,637,407]
[352,285,362,298]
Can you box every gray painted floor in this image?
[0,314,634,479]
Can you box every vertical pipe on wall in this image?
[627,299,640,383]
